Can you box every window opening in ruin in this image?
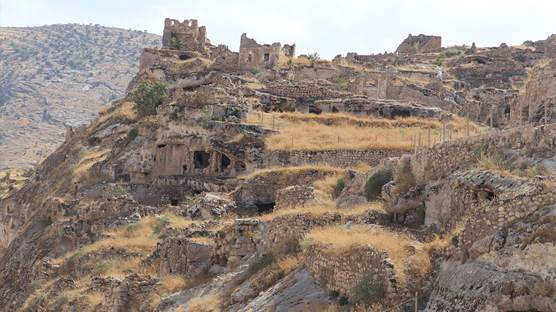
[194,151,211,169]
[264,53,270,62]
[179,53,189,60]
[182,164,188,173]
[221,154,231,170]
[248,54,253,62]
[331,106,339,113]
[157,144,167,148]
[256,202,275,215]
[170,198,179,206]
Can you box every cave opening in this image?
[193,151,211,169]
[221,154,231,170]
[256,202,275,215]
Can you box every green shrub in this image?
[308,52,320,67]
[364,166,393,201]
[248,254,274,274]
[126,128,138,142]
[351,273,387,305]
[154,215,171,234]
[131,80,168,117]
[251,67,263,75]
[335,175,346,197]
[338,295,349,306]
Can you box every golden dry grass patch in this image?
[98,101,137,124]
[187,294,222,312]
[246,111,480,152]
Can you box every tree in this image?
[308,52,320,67]
[131,80,169,117]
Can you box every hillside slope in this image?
[0,24,160,169]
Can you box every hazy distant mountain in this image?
[0,24,160,169]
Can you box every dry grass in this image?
[158,274,188,297]
[246,111,479,151]
[259,196,385,221]
[72,147,111,182]
[303,225,430,284]
[313,173,344,195]
[188,294,221,312]
[98,101,137,124]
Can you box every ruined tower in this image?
[238,34,295,70]
[162,18,208,52]
[396,34,442,54]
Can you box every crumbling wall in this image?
[238,34,294,70]
[162,18,207,51]
[304,244,392,298]
[411,124,556,185]
[265,149,407,168]
[514,59,556,125]
[262,82,347,101]
[274,185,315,210]
[396,34,442,54]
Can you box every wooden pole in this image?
[415,291,418,312]
[427,128,431,147]
[418,132,422,148]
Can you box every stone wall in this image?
[162,18,207,52]
[147,237,214,277]
[514,59,556,125]
[304,244,393,298]
[396,34,442,54]
[274,185,315,210]
[262,82,347,101]
[265,149,407,168]
[425,169,556,246]
[238,34,294,70]
[214,214,341,268]
[411,124,556,185]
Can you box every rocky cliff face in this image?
[0,18,555,312]
[0,24,160,169]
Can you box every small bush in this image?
[338,295,349,305]
[154,215,171,234]
[251,67,263,75]
[335,175,345,197]
[248,254,274,275]
[131,80,168,117]
[126,128,138,142]
[308,52,320,67]
[364,166,393,201]
[351,273,387,305]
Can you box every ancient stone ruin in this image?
[238,33,295,70]
[396,34,442,54]
[162,18,208,51]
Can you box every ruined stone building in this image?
[162,18,208,51]
[238,33,295,70]
[396,34,442,54]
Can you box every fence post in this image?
[418,133,422,149]
[415,291,418,312]
[427,128,431,148]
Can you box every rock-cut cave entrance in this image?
[194,151,211,169]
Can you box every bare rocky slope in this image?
[0,24,160,169]
[0,18,555,312]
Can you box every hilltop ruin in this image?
[0,16,555,312]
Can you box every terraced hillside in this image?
[0,24,160,169]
